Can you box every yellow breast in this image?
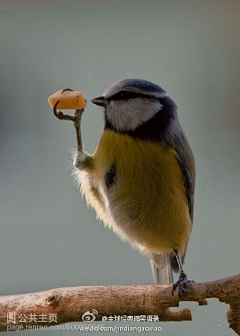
[92,129,191,256]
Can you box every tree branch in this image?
[0,274,239,334]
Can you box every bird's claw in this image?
[172,272,195,297]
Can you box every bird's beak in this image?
[91,96,107,107]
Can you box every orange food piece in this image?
[48,89,86,110]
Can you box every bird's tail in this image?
[150,253,173,283]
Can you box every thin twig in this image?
[53,100,84,151]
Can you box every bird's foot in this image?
[172,271,195,297]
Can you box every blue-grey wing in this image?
[175,139,195,222]
[171,133,195,270]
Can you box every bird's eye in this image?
[110,91,140,101]
[112,91,132,100]
[119,92,126,98]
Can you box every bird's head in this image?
[91,79,176,133]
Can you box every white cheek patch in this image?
[106,99,162,132]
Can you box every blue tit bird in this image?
[72,79,195,296]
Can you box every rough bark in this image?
[0,274,239,334]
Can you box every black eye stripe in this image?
[108,91,158,101]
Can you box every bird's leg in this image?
[172,250,195,297]
[53,95,93,170]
